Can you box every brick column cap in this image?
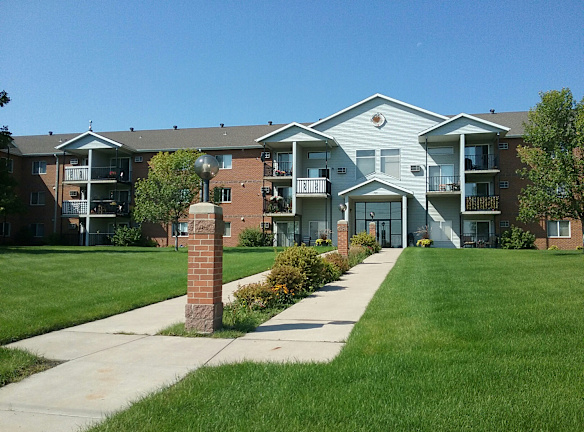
[190,202,223,216]
[337,220,348,226]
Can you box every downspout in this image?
[325,140,329,236]
[262,143,266,239]
[53,154,59,234]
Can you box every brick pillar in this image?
[337,220,349,257]
[369,221,376,239]
[185,202,223,333]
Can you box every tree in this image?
[0,90,25,240]
[517,88,584,250]
[133,149,203,250]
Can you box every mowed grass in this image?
[88,248,584,431]
[0,246,282,345]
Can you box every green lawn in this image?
[88,248,584,431]
[0,246,282,345]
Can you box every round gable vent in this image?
[371,113,386,127]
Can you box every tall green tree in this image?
[133,149,203,250]
[517,88,584,250]
[0,90,25,239]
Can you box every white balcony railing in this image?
[64,166,89,181]
[62,200,88,215]
[296,178,331,195]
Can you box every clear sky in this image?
[3,0,583,136]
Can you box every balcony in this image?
[465,195,500,212]
[464,155,498,171]
[263,197,292,215]
[428,176,461,193]
[64,166,131,183]
[88,232,114,246]
[461,233,498,248]
[264,162,293,177]
[296,178,331,196]
[90,200,130,216]
[62,200,88,215]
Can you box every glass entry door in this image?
[354,201,402,248]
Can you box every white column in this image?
[344,197,349,221]
[459,134,466,213]
[402,195,408,248]
[292,141,298,215]
[86,149,93,246]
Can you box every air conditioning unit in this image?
[68,223,78,230]
[70,158,79,165]
[261,186,271,195]
[337,167,347,174]
[134,156,143,163]
[261,151,271,160]
[69,190,79,197]
[410,165,421,172]
[260,222,271,229]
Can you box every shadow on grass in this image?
[0,246,174,255]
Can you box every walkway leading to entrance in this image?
[0,248,403,432]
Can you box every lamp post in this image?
[194,155,219,202]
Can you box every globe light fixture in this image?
[338,203,347,212]
[194,155,220,202]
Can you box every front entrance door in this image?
[354,201,402,248]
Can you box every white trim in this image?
[55,131,130,151]
[338,178,413,197]
[255,122,335,143]
[223,221,231,237]
[547,220,571,238]
[310,94,448,128]
[418,113,510,137]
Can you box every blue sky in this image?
[3,0,583,136]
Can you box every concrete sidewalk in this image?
[0,248,402,432]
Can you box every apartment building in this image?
[2,94,581,249]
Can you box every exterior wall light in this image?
[194,155,219,202]
[338,203,347,212]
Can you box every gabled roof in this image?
[418,113,510,138]
[55,130,129,151]
[311,93,448,128]
[470,111,528,137]
[255,122,336,143]
[338,177,413,197]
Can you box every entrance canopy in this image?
[338,178,413,198]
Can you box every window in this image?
[547,220,570,238]
[215,154,232,169]
[499,142,509,150]
[499,181,509,189]
[30,192,46,205]
[356,150,375,177]
[307,168,330,178]
[220,188,232,203]
[428,147,454,155]
[30,223,45,238]
[1,158,13,173]
[465,182,489,197]
[428,165,455,191]
[172,222,189,237]
[224,222,231,237]
[309,221,327,241]
[0,222,10,237]
[32,161,47,174]
[500,220,510,228]
[381,149,400,179]
[307,151,331,160]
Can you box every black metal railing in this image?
[90,200,130,215]
[91,167,132,182]
[263,162,293,177]
[428,176,461,192]
[296,178,331,195]
[465,195,500,211]
[464,154,498,170]
[87,233,114,246]
[461,233,498,248]
[263,197,292,214]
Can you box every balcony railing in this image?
[464,154,498,171]
[90,200,129,215]
[461,233,498,248]
[296,177,331,195]
[88,233,114,246]
[264,162,293,177]
[62,200,88,215]
[428,176,461,192]
[64,166,131,182]
[263,197,292,214]
[465,195,500,211]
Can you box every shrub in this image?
[500,226,536,249]
[577,245,583,251]
[321,260,342,284]
[273,245,325,290]
[548,245,559,251]
[315,238,332,246]
[323,252,350,274]
[267,265,305,293]
[111,226,142,246]
[233,282,275,309]
[350,232,381,253]
[417,238,434,247]
[270,284,297,305]
[348,245,369,267]
[238,228,274,247]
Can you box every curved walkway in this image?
[0,248,402,432]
